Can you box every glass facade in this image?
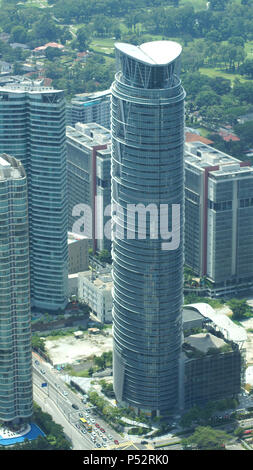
[185,144,253,296]
[111,42,185,415]
[67,90,111,130]
[66,123,111,252]
[0,86,68,311]
[0,154,33,423]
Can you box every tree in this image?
[31,15,60,44]
[228,298,251,320]
[182,426,231,450]
[76,27,90,51]
[233,81,253,105]
[10,25,27,43]
[88,367,94,376]
[209,0,229,11]
[97,249,112,264]
[239,59,253,79]
[234,121,253,148]
[210,77,231,96]
[45,46,62,60]
[94,355,105,370]
[32,335,46,353]
[195,89,221,108]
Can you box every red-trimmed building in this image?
[66,122,111,253]
[185,141,253,297]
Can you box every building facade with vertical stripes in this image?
[185,141,253,297]
[111,41,185,416]
[0,82,68,311]
[0,153,33,423]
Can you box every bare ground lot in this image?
[44,330,113,366]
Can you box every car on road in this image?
[72,404,79,410]
[100,427,105,433]
[90,418,95,423]
[40,369,46,374]
[114,440,119,445]
[81,429,86,435]
[108,435,113,440]
[35,360,39,365]
[96,443,101,448]
[63,391,68,396]
[95,423,100,428]
[79,413,83,417]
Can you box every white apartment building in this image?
[78,271,112,324]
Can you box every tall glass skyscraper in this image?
[0,82,68,311]
[111,41,185,416]
[0,154,33,423]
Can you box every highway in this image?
[32,355,124,450]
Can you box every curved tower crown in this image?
[111,41,185,416]
[115,40,182,88]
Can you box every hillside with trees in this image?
[0,0,252,151]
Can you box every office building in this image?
[185,141,253,297]
[78,271,112,324]
[67,122,111,252]
[111,41,185,416]
[67,89,111,129]
[0,81,68,311]
[0,154,33,423]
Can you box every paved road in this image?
[32,355,124,449]
[33,384,93,450]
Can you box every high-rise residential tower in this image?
[0,154,33,423]
[0,81,68,311]
[111,41,185,416]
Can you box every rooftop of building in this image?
[0,76,62,93]
[79,270,112,290]
[185,141,253,178]
[66,122,111,149]
[33,42,64,52]
[185,132,214,145]
[183,307,207,323]
[184,332,226,355]
[71,89,111,102]
[186,303,247,344]
[115,41,182,66]
[0,153,26,181]
[68,231,89,244]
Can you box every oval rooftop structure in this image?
[115,40,182,66]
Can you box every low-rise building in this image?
[183,332,242,410]
[0,61,13,75]
[180,303,246,411]
[78,271,112,324]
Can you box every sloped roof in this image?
[184,332,226,353]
